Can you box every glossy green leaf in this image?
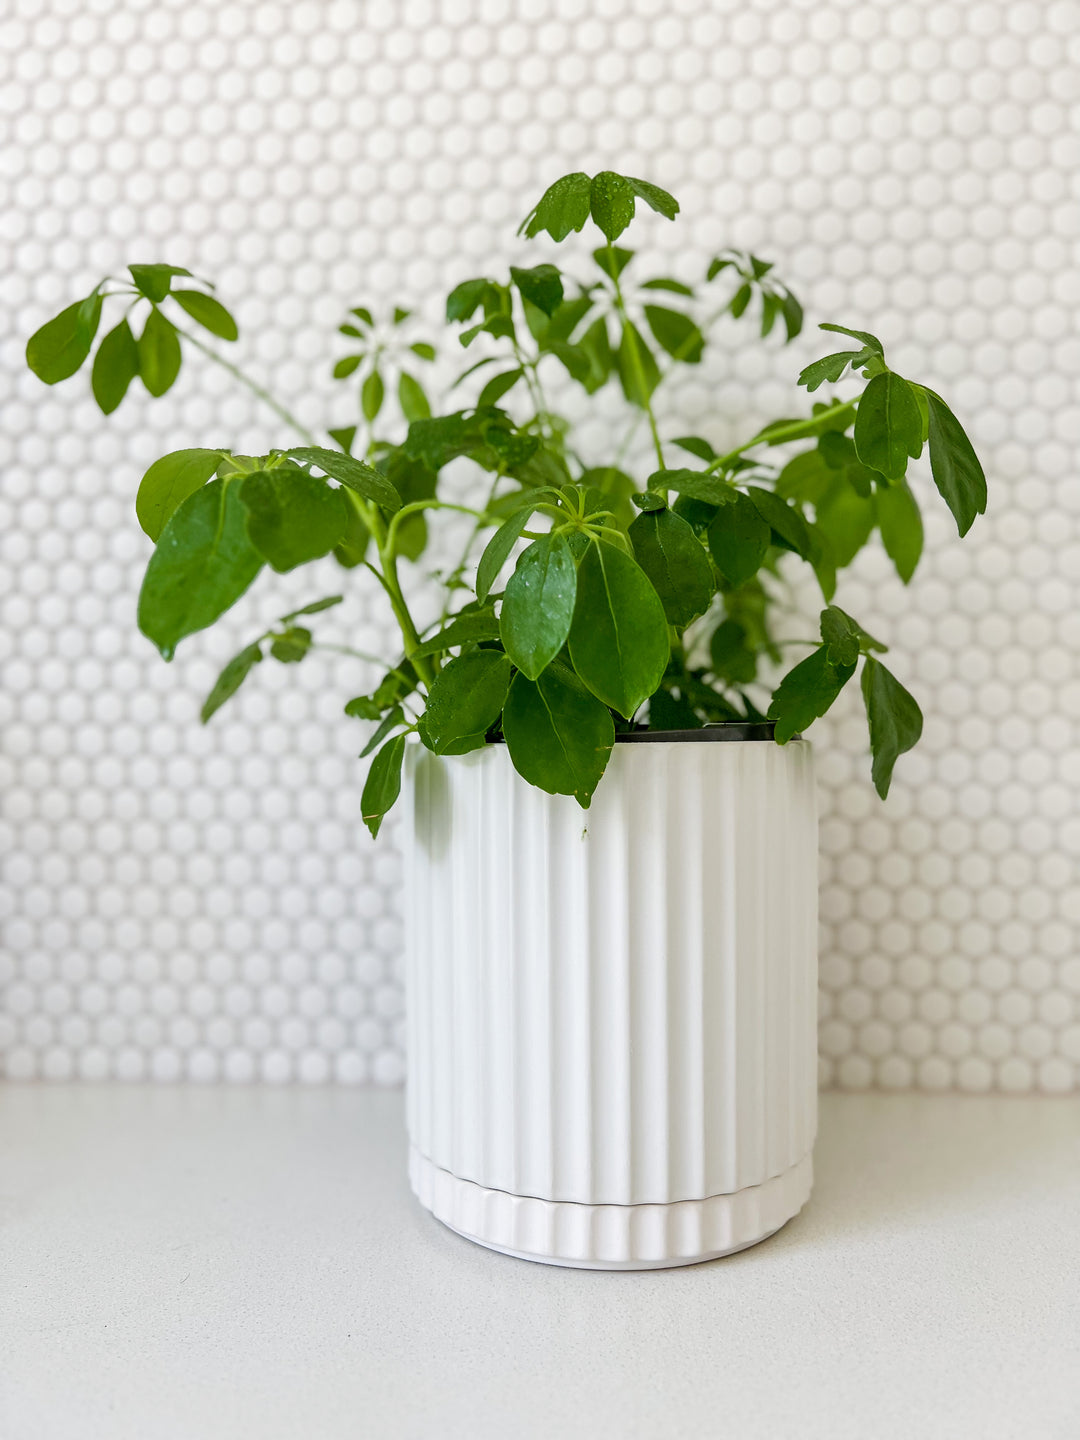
[629,507,714,628]
[333,490,371,568]
[861,656,923,799]
[924,389,987,538]
[625,176,679,221]
[798,350,859,392]
[767,645,857,744]
[476,506,535,602]
[592,245,634,280]
[707,492,771,587]
[616,320,660,407]
[510,263,564,316]
[411,612,501,659]
[328,425,357,454]
[500,533,577,680]
[477,368,523,408]
[421,650,511,755]
[747,488,816,561]
[270,626,312,662]
[137,308,182,397]
[280,595,343,622]
[568,541,669,718]
[129,264,192,303]
[398,371,430,422]
[91,318,139,414]
[657,468,734,506]
[853,372,922,481]
[876,476,924,582]
[172,289,238,341]
[520,172,592,241]
[137,479,263,658]
[672,436,717,463]
[26,293,102,384]
[136,448,224,541]
[359,705,406,759]
[240,466,347,573]
[643,304,704,363]
[361,733,407,838]
[819,605,862,667]
[361,369,384,421]
[590,172,636,241]
[815,476,877,568]
[819,321,884,355]
[446,278,492,322]
[285,447,401,511]
[201,641,263,722]
[502,666,614,807]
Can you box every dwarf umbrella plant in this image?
[27,170,987,835]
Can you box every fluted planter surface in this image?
[403,732,818,1269]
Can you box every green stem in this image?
[607,243,665,473]
[705,400,854,473]
[175,326,320,445]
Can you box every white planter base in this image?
[410,1146,813,1271]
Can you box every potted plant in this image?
[27,169,987,1268]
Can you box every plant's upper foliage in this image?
[26,168,989,833]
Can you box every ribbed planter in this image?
[402,728,818,1269]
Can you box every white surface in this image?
[405,741,816,1264]
[1,1086,1078,1440]
[4,1,1080,1094]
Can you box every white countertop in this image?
[1,1086,1078,1440]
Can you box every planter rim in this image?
[487,722,786,745]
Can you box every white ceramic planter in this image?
[403,730,818,1269]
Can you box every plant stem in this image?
[175,326,320,445]
[607,242,666,473]
[706,399,854,473]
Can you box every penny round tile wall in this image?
[2,0,1079,1091]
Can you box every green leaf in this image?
[477,368,523,408]
[591,246,635,281]
[574,316,615,393]
[924,389,987,538]
[91,318,139,414]
[502,666,614,808]
[499,533,577,680]
[136,448,223,541]
[172,289,237,341]
[410,341,436,362]
[641,277,694,296]
[579,465,637,530]
[446,278,492,322]
[798,350,859,392]
[707,492,771,587]
[328,425,356,454]
[350,307,374,327]
[709,619,757,685]
[333,491,371,568]
[240,466,347,573]
[280,595,343,622]
[643,304,704,363]
[476,506,535,602]
[361,369,384,421]
[201,641,263,722]
[819,605,861,666]
[616,320,660,407]
[137,479,263,658]
[270,626,312,662]
[625,176,679,220]
[655,468,733,506]
[747,487,816,560]
[672,436,717,463]
[26,293,102,384]
[861,656,923,799]
[421,650,511,755]
[285,447,401,511]
[729,282,752,318]
[767,645,857,744]
[520,172,592,241]
[815,476,877,568]
[345,695,382,720]
[568,541,670,718]
[411,612,501,659]
[359,705,406,759]
[780,290,804,341]
[398,371,430,422]
[629,507,714,628]
[876,476,923,582]
[393,306,411,325]
[589,172,636,241]
[819,322,884,355]
[853,372,922,481]
[129,264,192,303]
[333,355,363,381]
[137,308,182,397]
[361,733,407,838]
[510,263,564,316]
